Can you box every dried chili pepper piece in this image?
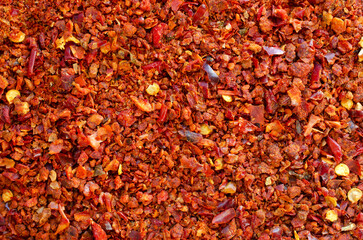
[212,208,236,224]
[327,136,343,162]
[55,204,69,234]
[192,4,207,23]
[202,62,219,85]
[311,62,322,83]
[90,219,107,240]
[152,23,167,48]
[130,96,154,112]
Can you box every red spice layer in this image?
[0,0,363,239]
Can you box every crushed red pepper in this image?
[0,0,363,239]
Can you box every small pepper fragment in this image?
[263,46,285,56]
[157,104,168,122]
[152,23,166,48]
[303,115,321,137]
[192,4,207,23]
[212,208,236,224]
[131,96,154,112]
[311,62,322,83]
[8,29,26,43]
[28,48,37,76]
[202,62,219,85]
[91,219,108,240]
[327,136,343,162]
[55,204,70,234]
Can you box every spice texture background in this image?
[0,0,363,239]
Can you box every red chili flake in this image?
[263,46,285,56]
[85,49,98,65]
[256,5,264,21]
[91,220,107,240]
[28,48,37,76]
[55,204,70,234]
[1,106,11,124]
[142,61,163,72]
[192,4,207,23]
[129,230,142,240]
[344,159,361,175]
[311,62,322,83]
[130,96,154,112]
[202,62,219,85]
[327,136,343,162]
[310,91,324,101]
[265,89,278,114]
[157,104,168,122]
[3,172,20,181]
[294,9,305,19]
[152,23,166,48]
[116,211,128,222]
[212,208,236,224]
[170,0,184,13]
[349,110,363,118]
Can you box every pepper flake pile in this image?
[0,1,363,239]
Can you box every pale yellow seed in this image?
[294,230,300,240]
[49,170,57,182]
[341,98,353,110]
[222,95,233,102]
[2,189,13,202]
[118,164,123,175]
[325,209,338,222]
[214,158,223,170]
[265,177,273,186]
[9,30,26,43]
[345,91,353,100]
[146,83,160,96]
[325,196,337,207]
[200,124,213,135]
[221,182,237,194]
[6,89,21,104]
[335,163,350,176]
[50,181,60,190]
[358,49,363,62]
[341,222,356,231]
[348,188,363,203]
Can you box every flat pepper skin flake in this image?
[91,220,107,240]
[55,204,70,235]
[327,136,343,162]
[212,208,236,224]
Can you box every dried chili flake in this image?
[327,136,343,162]
[192,4,207,23]
[91,220,108,240]
[202,62,219,85]
[152,23,167,48]
[263,46,284,56]
[130,96,154,112]
[212,208,236,224]
[55,204,70,234]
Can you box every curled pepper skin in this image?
[28,48,37,76]
[327,136,343,162]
